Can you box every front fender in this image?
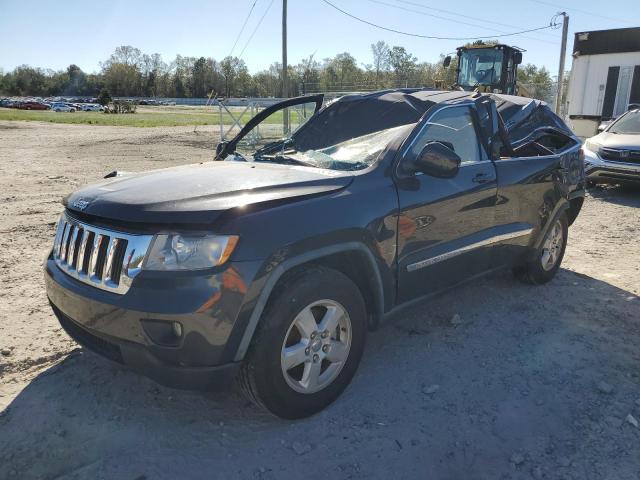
[228,242,386,362]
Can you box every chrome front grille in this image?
[53,212,153,294]
[600,147,640,164]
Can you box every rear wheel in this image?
[513,213,568,284]
[240,266,366,419]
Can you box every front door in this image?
[395,104,498,303]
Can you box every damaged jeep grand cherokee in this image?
[45,89,585,419]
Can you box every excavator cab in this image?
[444,44,524,95]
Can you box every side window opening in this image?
[507,130,578,158]
[409,106,481,164]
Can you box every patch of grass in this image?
[0,106,288,128]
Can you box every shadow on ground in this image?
[588,184,640,207]
[1,269,639,479]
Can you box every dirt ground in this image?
[0,120,639,479]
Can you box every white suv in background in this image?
[583,108,640,185]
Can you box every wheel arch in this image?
[532,198,570,252]
[567,195,584,226]
[233,242,385,362]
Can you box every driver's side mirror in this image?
[443,56,452,68]
[406,141,461,178]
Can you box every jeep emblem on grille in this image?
[72,198,90,211]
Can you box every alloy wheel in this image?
[280,299,352,394]
[541,219,564,271]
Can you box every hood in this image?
[595,132,640,150]
[65,161,353,225]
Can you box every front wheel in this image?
[240,266,366,419]
[513,213,568,284]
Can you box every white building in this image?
[566,27,640,138]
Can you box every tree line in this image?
[0,42,555,102]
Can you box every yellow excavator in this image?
[441,44,528,96]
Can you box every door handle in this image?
[472,173,493,184]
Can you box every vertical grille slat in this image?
[94,235,110,280]
[89,234,104,278]
[59,223,70,259]
[81,231,95,274]
[52,212,152,295]
[109,239,128,284]
[53,219,66,258]
[76,230,89,274]
[104,237,117,282]
[68,227,80,269]
[64,225,75,262]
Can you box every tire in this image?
[240,265,367,419]
[513,212,568,285]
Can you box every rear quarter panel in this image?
[492,145,583,263]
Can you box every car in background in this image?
[583,107,640,185]
[80,104,104,112]
[17,101,50,110]
[51,103,76,112]
[597,103,640,133]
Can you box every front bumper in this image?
[584,152,640,184]
[45,254,263,391]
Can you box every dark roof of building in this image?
[573,27,640,56]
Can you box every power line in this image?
[394,0,559,40]
[229,0,259,57]
[528,0,635,26]
[238,0,276,59]
[368,0,558,45]
[320,0,560,41]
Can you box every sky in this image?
[0,0,638,78]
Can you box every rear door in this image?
[395,104,499,303]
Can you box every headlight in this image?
[584,139,601,154]
[143,234,239,271]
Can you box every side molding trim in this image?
[407,227,533,272]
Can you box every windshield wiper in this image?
[255,138,295,157]
[256,153,318,168]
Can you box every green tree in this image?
[97,88,112,105]
[220,56,247,97]
[65,64,86,95]
[518,64,553,102]
[191,57,207,98]
[370,41,390,88]
[389,46,418,87]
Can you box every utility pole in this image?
[282,0,289,134]
[555,12,569,115]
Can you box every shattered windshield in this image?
[256,124,411,171]
[228,91,434,170]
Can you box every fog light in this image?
[141,319,183,347]
[172,321,183,338]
